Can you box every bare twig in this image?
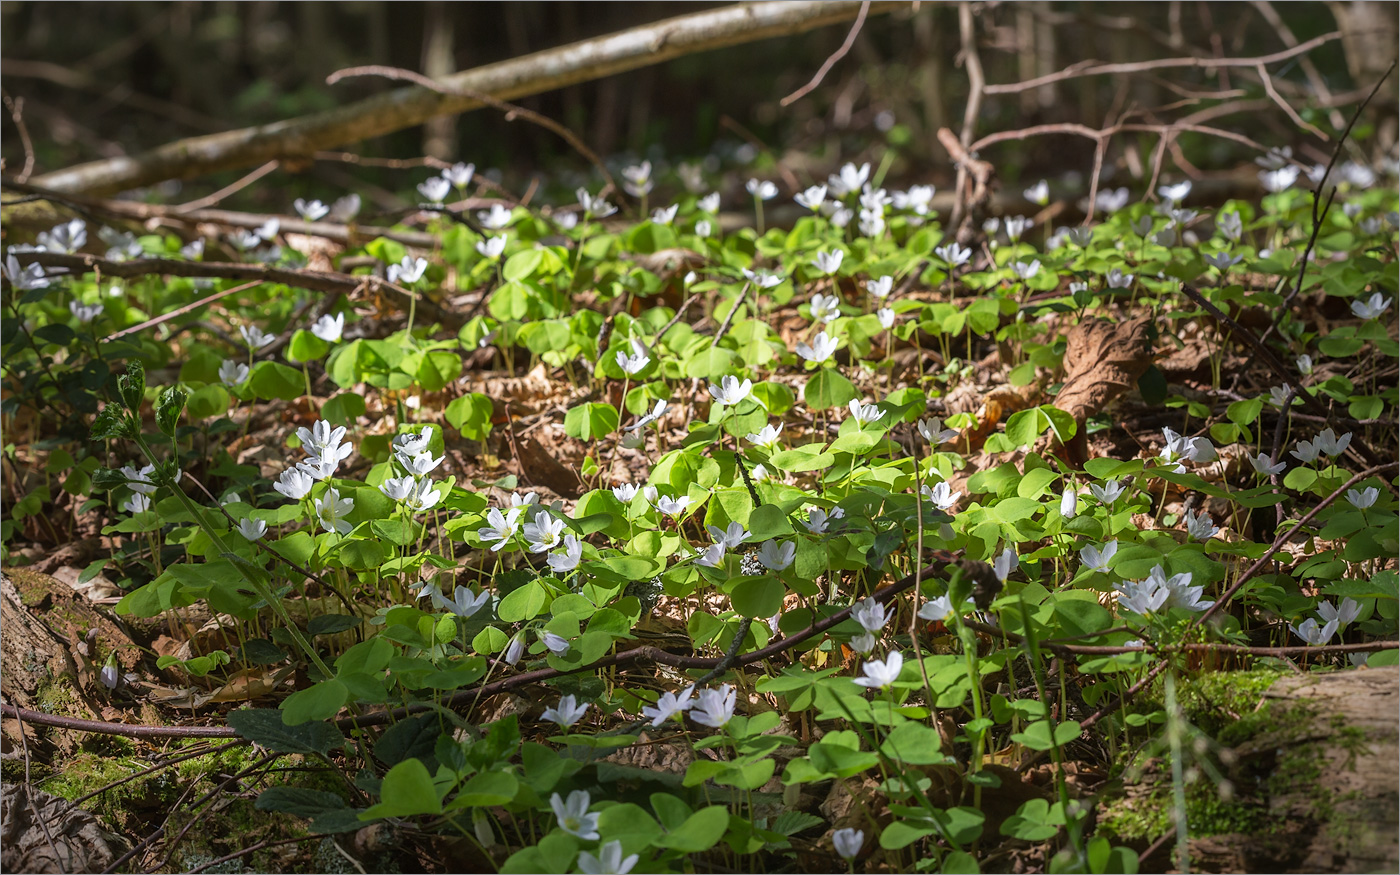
[781,0,871,106]
[2,90,36,181]
[31,1,901,196]
[1248,0,1346,131]
[174,160,281,212]
[328,64,618,202]
[983,30,1342,94]
[101,280,263,342]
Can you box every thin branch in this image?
[1254,62,1328,140]
[101,279,262,343]
[983,30,1342,94]
[781,0,871,106]
[2,90,36,181]
[174,160,281,211]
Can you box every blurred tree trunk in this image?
[422,0,457,160]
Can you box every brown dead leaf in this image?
[195,666,294,707]
[1056,317,1156,464]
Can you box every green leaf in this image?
[227,708,346,755]
[447,771,520,807]
[503,249,544,281]
[563,402,619,441]
[803,368,857,410]
[247,361,305,402]
[308,614,363,636]
[287,329,330,363]
[729,576,785,618]
[361,758,442,819]
[255,786,349,818]
[654,805,730,853]
[281,679,350,725]
[498,580,549,622]
[1001,798,1061,841]
[1010,719,1080,751]
[322,392,367,427]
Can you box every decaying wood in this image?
[29,1,905,197]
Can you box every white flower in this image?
[624,399,669,433]
[1313,428,1352,458]
[1295,354,1313,376]
[641,486,659,506]
[804,506,844,534]
[578,840,638,875]
[550,790,600,840]
[1217,211,1243,242]
[310,312,344,343]
[859,185,891,212]
[690,684,737,728]
[847,399,883,426]
[405,478,442,513]
[642,686,695,727]
[218,360,249,387]
[757,539,795,572]
[1080,540,1117,574]
[795,185,827,211]
[827,162,870,197]
[858,209,885,237]
[1346,487,1379,510]
[327,193,361,222]
[576,187,618,218]
[796,332,838,364]
[751,463,771,481]
[867,275,894,299]
[120,464,156,495]
[1115,577,1169,616]
[1182,436,1216,464]
[274,467,315,501]
[709,375,753,406]
[699,192,721,213]
[849,631,877,654]
[523,510,567,553]
[808,293,841,324]
[1248,453,1286,476]
[813,249,844,275]
[556,212,579,232]
[296,419,352,458]
[656,495,691,517]
[479,507,522,551]
[918,417,958,445]
[293,199,329,221]
[935,241,972,267]
[434,585,490,619]
[68,300,104,323]
[314,487,354,535]
[1203,251,1243,270]
[1060,485,1078,519]
[541,694,590,729]
[746,179,778,201]
[651,204,679,225]
[1012,259,1041,281]
[707,524,752,558]
[1350,292,1392,320]
[850,597,889,633]
[1106,268,1133,289]
[99,659,120,690]
[694,543,726,568]
[917,594,962,623]
[1259,165,1300,193]
[877,307,895,330]
[1004,215,1031,242]
[1290,617,1339,646]
[923,481,960,511]
[741,267,784,289]
[543,631,571,655]
[37,218,87,253]
[1090,479,1125,505]
[503,635,526,665]
[393,426,435,457]
[1317,597,1362,629]
[1290,439,1321,464]
[1159,181,1192,204]
[621,161,653,197]
[123,493,151,514]
[1024,179,1050,205]
[239,325,275,349]
[476,236,506,259]
[694,219,712,237]
[833,828,864,861]
[237,518,267,540]
[378,475,415,502]
[548,534,583,574]
[993,547,1019,583]
[298,450,345,482]
[854,651,903,690]
[1094,187,1131,214]
[893,184,935,214]
[417,177,452,204]
[397,449,444,478]
[615,346,650,375]
[442,162,475,188]
[612,483,639,503]
[1184,508,1219,541]
[387,256,428,285]
[1148,565,1213,612]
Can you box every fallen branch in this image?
[781,0,871,106]
[29,1,904,196]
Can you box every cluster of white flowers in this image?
[1114,565,1214,616]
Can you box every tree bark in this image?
[29,1,905,197]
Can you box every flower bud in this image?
[117,361,145,412]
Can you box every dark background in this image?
[2,2,1394,209]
